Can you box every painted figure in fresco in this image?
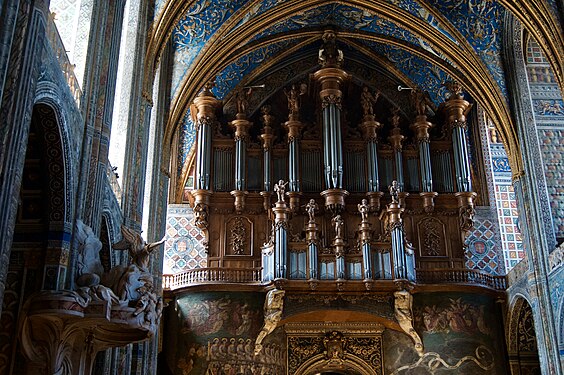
[358,198,370,223]
[305,199,318,223]
[274,179,288,203]
[360,86,379,117]
[389,180,400,203]
[254,289,285,355]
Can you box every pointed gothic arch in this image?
[507,296,541,374]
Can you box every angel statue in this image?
[304,199,319,223]
[360,87,380,117]
[358,199,370,223]
[235,87,253,116]
[411,88,436,117]
[389,180,399,204]
[331,215,344,239]
[274,179,289,203]
[284,83,307,118]
[113,226,165,272]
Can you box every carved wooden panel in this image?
[225,216,253,256]
[417,217,447,257]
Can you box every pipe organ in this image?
[189,32,477,287]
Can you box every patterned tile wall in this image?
[495,184,524,269]
[526,38,564,240]
[465,212,503,275]
[163,205,207,274]
[489,141,524,272]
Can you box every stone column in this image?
[503,14,561,374]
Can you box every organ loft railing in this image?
[180,31,500,292]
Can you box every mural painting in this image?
[171,292,286,375]
[384,292,506,374]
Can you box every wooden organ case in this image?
[187,32,478,289]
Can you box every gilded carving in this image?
[394,290,424,355]
[255,289,285,355]
[226,216,252,256]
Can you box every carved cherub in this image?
[305,199,319,223]
[318,30,344,67]
[274,179,288,203]
[389,180,399,203]
[358,199,370,223]
[113,226,165,272]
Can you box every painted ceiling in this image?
[149,0,563,192]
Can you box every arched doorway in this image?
[507,297,541,374]
[0,104,68,375]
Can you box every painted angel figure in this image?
[274,179,288,203]
[113,226,165,272]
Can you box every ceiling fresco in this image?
[425,0,506,95]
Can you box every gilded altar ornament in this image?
[254,289,285,355]
[394,289,424,355]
